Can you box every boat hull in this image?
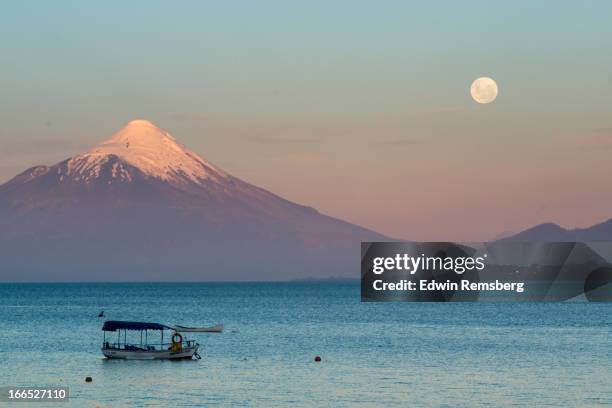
[102,345,198,360]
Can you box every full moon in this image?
[470,77,498,104]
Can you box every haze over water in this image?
[0,283,610,407]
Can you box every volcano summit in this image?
[0,120,385,281]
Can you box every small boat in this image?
[172,323,224,333]
[101,321,201,360]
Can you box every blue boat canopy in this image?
[102,321,172,332]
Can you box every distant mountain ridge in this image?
[504,218,612,241]
[0,120,386,281]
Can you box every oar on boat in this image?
[172,324,224,333]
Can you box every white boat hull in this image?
[102,345,198,360]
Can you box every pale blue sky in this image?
[1,1,611,240]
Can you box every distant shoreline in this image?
[0,279,360,284]
[290,277,360,283]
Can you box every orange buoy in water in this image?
[314,356,321,362]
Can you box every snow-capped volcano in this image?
[66,119,228,186]
[0,120,386,281]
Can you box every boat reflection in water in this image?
[101,321,222,360]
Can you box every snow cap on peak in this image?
[107,119,176,144]
[126,119,157,127]
[70,119,228,185]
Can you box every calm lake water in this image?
[0,283,610,407]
